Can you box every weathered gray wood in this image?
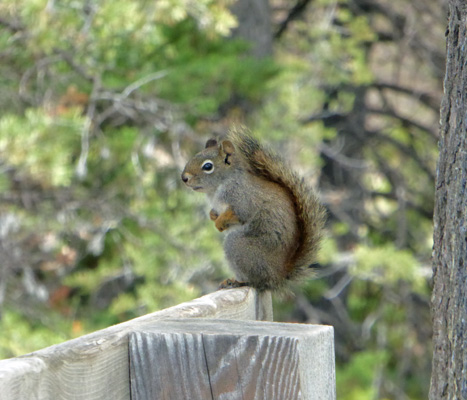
[129,319,336,400]
[0,288,272,400]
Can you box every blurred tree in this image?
[263,0,443,398]
[0,0,276,356]
[430,1,467,398]
[231,0,273,58]
[0,0,448,398]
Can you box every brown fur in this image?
[182,127,326,291]
[228,128,326,282]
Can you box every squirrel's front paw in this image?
[214,208,240,232]
[215,218,231,232]
[209,209,219,221]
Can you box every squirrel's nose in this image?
[181,173,188,183]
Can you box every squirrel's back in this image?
[228,128,326,281]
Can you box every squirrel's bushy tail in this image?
[229,128,326,279]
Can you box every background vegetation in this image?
[0,0,443,398]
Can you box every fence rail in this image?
[0,288,335,400]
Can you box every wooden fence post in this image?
[129,319,336,400]
[0,288,271,400]
[0,289,336,399]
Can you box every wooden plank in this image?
[0,288,272,400]
[129,319,336,400]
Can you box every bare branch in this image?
[373,82,440,111]
[275,0,314,38]
[76,75,101,179]
[121,71,168,98]
[57,50,94,82]
[366,107,438,139]
[0,17,24,33]
[320,142,370,170]
[368,129,436,182]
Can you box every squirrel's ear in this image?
[220,140,235,165]
[220,140,235,155]
[205,138,218,148]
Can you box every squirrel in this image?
[181,128,326,291]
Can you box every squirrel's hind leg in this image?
[218,278,249,290]
[223,233,286,291]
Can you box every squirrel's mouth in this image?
[192,186,203,191]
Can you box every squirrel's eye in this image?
[201,160,214,174]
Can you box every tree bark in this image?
[430,1,467,399]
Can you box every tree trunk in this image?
[230,0,272,58]
[430,1,467,399]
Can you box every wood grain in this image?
[0,288,272,400]
[129,319,335,400]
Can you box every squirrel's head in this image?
[181,138,237,194]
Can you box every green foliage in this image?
[153,27,278,116]
[0,0,269,357]
[353,244,427,293]
[0,310,70,359]
[316,236,339,265]
[256,1,435,398]
[152,0,238,36]
[337,351,389,400]
[0,109,83,186]
[0,1,437,398]
[252,54,332,155]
